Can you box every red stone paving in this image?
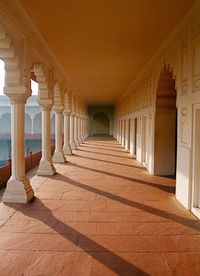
[0,136,200,275]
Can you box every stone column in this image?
[74,114,80,147]
[37,103,56,175]
[119,120,122,144]
[53,108,66,163]
[70,113,77,150]
[123,119,126,147]
[82,118,85,139]
[78,116,83,144]
[81,117,84,141]
[63,111,72,155]
[118,120,121,143]
[109,119,113,136]
[125,119,129,151]
[87,118,89,138]
[120,120,123,145]
[116,120,119,142]
[3,96,34,203]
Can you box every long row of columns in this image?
[116,117,136,160]
[2,97,90,203]
[117,118,130,150]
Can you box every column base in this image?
[63,144,72,155]
[78,137,83,144]
[53,151,66,163]
[37,159,56,176]
[70,142,77,150]
[75,139,80,147]
[2,176,34,204]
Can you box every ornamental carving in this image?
[180,107,189,145]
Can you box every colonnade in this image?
[2,92,90,203]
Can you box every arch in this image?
[154,66,177,176]
[0,25,22,93]
[71,95,76,114]
[32,63,50,101]
[64,90,71,111]
[33,113,42,134]
[88,106,113,136]
[0,113,11,134]
[91,112,110,136]
[25,113,32,134]
[53,81,63,107]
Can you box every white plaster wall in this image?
[115,1,200,213]
[176,146,191,209]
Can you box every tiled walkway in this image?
[0,137,200,275]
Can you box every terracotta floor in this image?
[0,136,200,276]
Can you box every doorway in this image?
[154,67,177,177]
[134,118,137,158]
[192,105,200,215]
[142,116,148,166]
[92,112,110,135]
[128,119,131,150]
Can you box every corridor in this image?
[0,137,200,275]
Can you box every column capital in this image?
[7,94,28,105]
[63,109,71,116]
[53,105,64,113]
[39,99,53,111]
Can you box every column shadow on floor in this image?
[74,154,146,170]
[53,173,200,231]
[80,144,126,153]
[85,143,123,149]
[77,148,131,159]
[67,162,175,193]
[7,200,150,276]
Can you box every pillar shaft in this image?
[63,112,72,155]
[37,106,56,175]
[3,98,34,203]
[118,120,121,143]
[53,111,66,163]
[81,117,84,141]
[122,120,125,146]
[78,116,83,143]
[74,115,80,146]
[70,114,77,150]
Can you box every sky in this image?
[0,59,38,96]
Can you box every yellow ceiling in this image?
[19,0,195,105]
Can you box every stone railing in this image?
[0,144,55,188]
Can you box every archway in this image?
[25,113,32,134]
[154,67,177,177]
[0,113,11,165]
[0,113,11,134]
[91,112,110,136]
[134,118,137,158]
[125,119,131,151]
[33,113,42,134]
[51,113,55,143]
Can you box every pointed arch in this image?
[53,81,63,107]
[64,90,71,111]
[32,63,51,102]
[154,65,177,176]
[0,25,23,94]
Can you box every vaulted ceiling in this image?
[19,0,195,105]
